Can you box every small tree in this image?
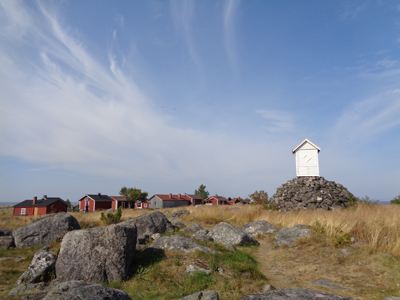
[249,190,268,206]
[65,199,72,209]
[195,184,209,202]
[119,187,148,208]
[390,193,400,205]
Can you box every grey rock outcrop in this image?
[179,290,219,300]
[270,177,353,211]
[151,235,219,255]
[0,236,14,249]
[12,213,80,248]
[172,210,190,218]
[275,225,313,247]
[208,222,259,245]
[241,220,278,237]
[182,223,205,234]
[240,289,358,299]
[16,246,56,285]
[119,211,174,243]
[56,223,137,283]
[171,219,186,228]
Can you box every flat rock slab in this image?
[12,213,80,248]
[25,280,133,300]
[241,220,278,237]
[151,235,219,255]
[312,278,346,290]
[186,264,211,275]
[8,282,49,297]
[179,290,220,300]
[208,222,259,245]
[240,289,358,300]
[275,225,313,247]
[56,223,137,283]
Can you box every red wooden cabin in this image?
[13,196,68,216]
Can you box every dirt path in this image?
[253,238,399,300]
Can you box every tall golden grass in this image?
[176,204,400,258]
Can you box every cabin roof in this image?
[292,138,321,154]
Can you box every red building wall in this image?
[94,201,112,210]
[45,201,67,214]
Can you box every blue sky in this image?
[1,0,399,203]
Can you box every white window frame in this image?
[21,208,26,215]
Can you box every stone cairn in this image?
[270,176,352,211]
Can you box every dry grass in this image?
[172,204,400,258]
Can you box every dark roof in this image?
[79,194,114,202]
[14,197,67,208]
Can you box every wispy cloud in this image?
[256,110,295,133]
[223,0,240,76]
[170,1,202,73]
[332,89,400,141]
[0,1,292,192]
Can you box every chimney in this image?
[98,193,101,197]
[169,193,172,199]
[43,195,47,200]
[33,197,37,205]
[216,194,218,197]
[178,193,181,199]
[184,193,187,196]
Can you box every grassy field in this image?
[0,203,399,299]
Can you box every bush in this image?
[100,207,122,225]
[390,193,400,205]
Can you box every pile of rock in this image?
[270,176,352,211]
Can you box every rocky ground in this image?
[1,208,399,300]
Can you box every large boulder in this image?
[151,235,219,255]
[240,289,358,300]
[55,223,136,283]
[208,222,259,245]
[12,213,80,248]
[241,220,278,237]
[270,177,353,211]
[119,211,174,243]
[16,246,56,285]
[275,225,313,247]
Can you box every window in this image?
[21,208,26,215]
[144,204,147,208]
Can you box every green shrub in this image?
[100,207,122,225]
[390,193,400,205]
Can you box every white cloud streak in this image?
[332,89,400,141]
[256,110,295,133]
[223,0,240,76]
[0,1,292,194]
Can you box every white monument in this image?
[292,138,321,177]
